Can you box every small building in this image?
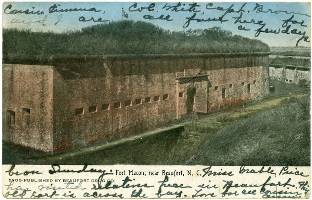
[3,52,270,152]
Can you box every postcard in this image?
[2,1,311,199]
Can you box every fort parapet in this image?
[3,52,270,152]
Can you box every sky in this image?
[2,2,311,47]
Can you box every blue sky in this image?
[2,2,311,47]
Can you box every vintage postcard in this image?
[1,1,311,199]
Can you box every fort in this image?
[3,52,270,152]
[269,55,310,84]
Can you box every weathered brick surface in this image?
[3,54,269,152]
[3,64,54,152]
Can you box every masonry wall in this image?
[269,66,310,84]
[51,55,269,152]
[52,59,178,151]
[269,67,285,81]
[3,64,54,152]
[206,66,269,112]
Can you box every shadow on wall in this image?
[186,86,196,114]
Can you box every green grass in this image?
[187,95,310,165]
[270,46,311,57]
[269,57,310,67]
[268,79,309,97]
[3,20,269,60]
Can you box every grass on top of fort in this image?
[3,80,310,165]
[3,20,269,59]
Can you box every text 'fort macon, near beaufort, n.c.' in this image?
[3,22,270,153]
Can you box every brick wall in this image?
[269,66,310,84]
[3,64,54,152]
[52,54,269,152]
[3,54,269,152]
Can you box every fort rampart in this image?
[269,64,310,84]
[3,53,270,152]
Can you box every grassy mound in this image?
[3,20,269,59]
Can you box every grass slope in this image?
[187,95,310,165]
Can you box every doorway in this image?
[186,86,196,114]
